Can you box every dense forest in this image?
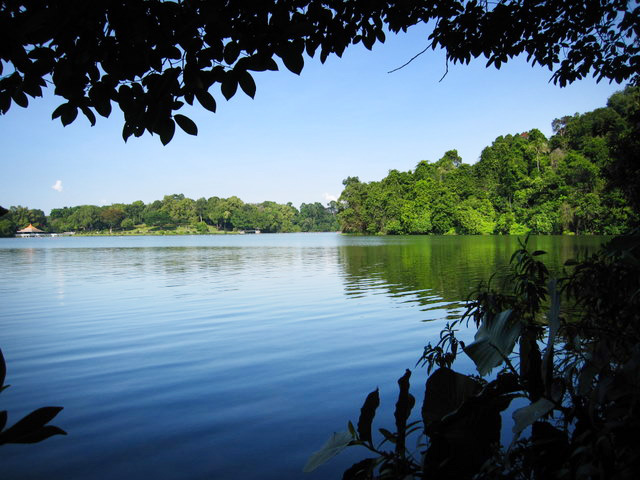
[0,196,339,236]
[338,87,639,235]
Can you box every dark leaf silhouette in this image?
[174,114,198,136]
[393,369,415,455]
[195,91,217,112]
[221,73,238,100]
[422,367,481,428]
[159,118,176,146]
[0,407,65,442]
[0,349,5,387]
[0,425,67,444]
[238,71,256,99]
[357,388,379,445]
[281,49,304,75]
[0,349,66,446]
[80,105,96,126]
[12,91,28,108]
[342,458,376,480]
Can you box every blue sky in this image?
[0,24,626,214]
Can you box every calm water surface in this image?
[0,234,605,479]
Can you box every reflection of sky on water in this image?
[0,234,607,480]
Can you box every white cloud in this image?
[52,180,63,192]
[323,192,338,203]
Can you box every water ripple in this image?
[0,234,606,479]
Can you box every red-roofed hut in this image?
[16,224,45,236]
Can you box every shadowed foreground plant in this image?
[0,349,66,445]
[306,234,640,479]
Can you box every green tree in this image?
[49,207,76,232]
[68,205,102,231]
[121,218,135,230]
[100,207,125,233]
[195,197,208,223]
[603,87,640,212]
[573,192,604,234]
[556,151,599,193]
[298,202,339,232]
[338,177,367,234]
[454,197,495,235]
[0,218,14,237]
[435,149,462,178]
[7,206,47,230]
[160,194,196,225]
[399,202,431,234]
[205,196,225,230]
[220,196,244,231]
[143,210,172,228]
[123,200,146,225]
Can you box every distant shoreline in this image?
[73,230,242,237]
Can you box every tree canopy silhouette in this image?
[1,0,638,143]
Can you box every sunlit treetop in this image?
[1,0,638,144]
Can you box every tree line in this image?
[0,195,339,236]
[337,87,639,235]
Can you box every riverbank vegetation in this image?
[338,87,639,235]
[307,234,640,479]
[0,196,339,236]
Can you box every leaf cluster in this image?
[1,1,637,142]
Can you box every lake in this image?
[0,233,606,479]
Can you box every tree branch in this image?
[387,46,429,74]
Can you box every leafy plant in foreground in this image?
[0,349,66,445]
[306,235,640,479]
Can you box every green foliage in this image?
[100,207,125,232]
[384,219,403,235]
[143,210,173,228]
[298,202,339,232]
[1,2,636,142]
[0,349,66,446]
[2,194,339,236]
[338,88,639,235]
[308,234,640,479]
[454,198,495,235]
[68,205,103,231]
[0,219,14,237]
[508,222,530,236]
[120,218,135,230]
[194,221,209,234]
[1,206,47,234]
